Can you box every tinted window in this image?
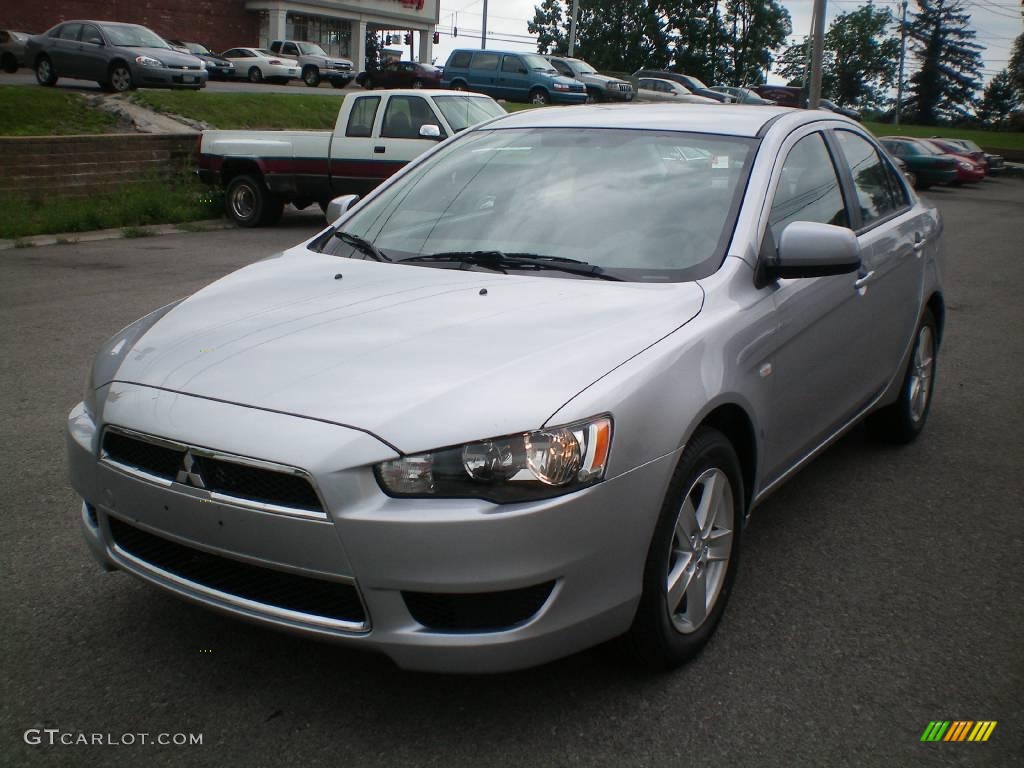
[448,51,471,68]
[835,131,898,227]
[100,24,167,48]
[549,59,572,77]
[328,128,756,283]
[381,95,442,140]
[769,132,849,245]
[58,24,83,41]
[470,51,499,71]
[881,156,910,208]
[282,43,299,56]
[501,55,527,74]
[80,24,103,46]
[346,96,380,138]
[432,95,506,133]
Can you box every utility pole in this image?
[896,0,908,126]
[808,0,827,109]
[568,0,579,57]
[481,0,488,49]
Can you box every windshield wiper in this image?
[333,231,391,261]
[401,251,623,281]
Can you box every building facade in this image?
[4,0,439,70]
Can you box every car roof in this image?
[483,103,803,138]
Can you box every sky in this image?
[430,0,1022,85]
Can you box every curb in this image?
[0,219,236,251]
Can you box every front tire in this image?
[303,66,320,87]
[529,88,551,105]
[866,308,938,443]
[35,56,57,86]
[629,427,743,670]
[248,66,263,84]
[108,63,133,93]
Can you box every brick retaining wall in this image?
[0,133,198,199]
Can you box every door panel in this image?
[77,24,107,81]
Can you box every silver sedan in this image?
[68,104,943,673]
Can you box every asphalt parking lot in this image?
[2,179,1022,767]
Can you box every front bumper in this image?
[551,90,587,105]
[133,64,208,89]
[69,383,675,672]
[603,88,634,102]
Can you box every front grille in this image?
[403,581,555,632]
[101,429,323,513]
[109,517,366,626]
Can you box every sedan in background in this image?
[26,21,207,91]
[633,69,733,102]
[356,60,443,90]
[878,137,959,189]
[637,78,718,104]
[711,85,775,105]
[220,47,298,83]
[942,138,1004,174]
[166,40,235,80]
[1,30,31,73]
[70,105,943,673]
[917,139,985,184]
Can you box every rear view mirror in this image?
[419,124,442,140]
[765,221,861,280]
[327,194,359,223]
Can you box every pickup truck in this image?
[197,89,507,226]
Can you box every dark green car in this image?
[879,138,957,189]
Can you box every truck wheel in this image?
[35,56,57,86]
[248,66,263,83]
[226,174,272,227]
[363,76,374,90]
[585,89,599,104]
[528,88,550,105]
[303,66,321,87]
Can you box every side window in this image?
[501,55,527,74]
[448,51,471,68]
[769,132,849,246]
[881,156,910,208]
[550,59,572,77]
[834,131,899,227]
[80,24,103,46]
[381,96,444,140]
[470,51,499,71]
[345,96,381,138]
[58,23,83,41]
[282,43,299,56]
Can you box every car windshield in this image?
[959,140,982,152]
[298,43,327,55]
[184,42,211,55]
[522,53,557,73]
[322,127,755,282]
[432,95,506,133]
[100,24,168,48]
[683,75,708,90]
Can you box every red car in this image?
[356,60,443,90]
[888,136,984,185]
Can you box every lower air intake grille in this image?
[109,517,366,626]
[403,581,555,632]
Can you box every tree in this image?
[976,69,1021,128]
[1010,32,1024,103]
[905,0,984,125]
[723,0,791,86]
[776,4,900,110]
[528,0,569,55]
[365,29,385,71]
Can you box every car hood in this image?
[197,54,232,66]
[110,251,704,454]
[581,73,625,86]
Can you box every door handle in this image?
[373,146,385,154]
[854,270,876,290]
[913,233,927,252]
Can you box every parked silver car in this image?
[1,30,31,72]
[637,77,718,103]
[27,20,207,91]
[69,104,943,673]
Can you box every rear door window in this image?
[58,24,83,41]
[448,51,471,68]
[470,51,499,71]
[345,96,381,138]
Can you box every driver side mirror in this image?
[762,221,861,282]
[326,194,359,224]
[419,124,442,140]
[86,37,104,46]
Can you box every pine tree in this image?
[1010,32,1024,103]
[976,69,1021,128]
[905,0,984,125]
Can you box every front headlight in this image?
[552,82,571,91]
[135,55,163,67]
[958,161,972,170]
[376,416,612,503]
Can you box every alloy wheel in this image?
[37,59,52,82]
[111,67,131,92]
[665,468,734,634]
[908,325,935,423]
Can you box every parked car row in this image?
[879,135,1004,189]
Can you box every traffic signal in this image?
[433,31,440,44]
[404,33,412,45]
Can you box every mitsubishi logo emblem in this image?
[176,450,206,489]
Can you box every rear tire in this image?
[35,56,57,86]
[363,77,374,90]
[303,66,320,87]
[248,66,263,84]
[866,308,938,444]
[450,80,467,91]
[628,427,743,670]
[225,174,273,227]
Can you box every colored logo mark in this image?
[921,721,997,742]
